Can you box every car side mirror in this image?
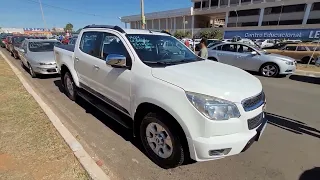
[251,51,257,55]
[105,54,127,68]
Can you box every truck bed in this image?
[56,44,75,52]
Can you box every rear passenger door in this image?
[75,31,104,89]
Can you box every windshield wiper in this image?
[143,61,176,66]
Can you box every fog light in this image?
[209,148,231,156]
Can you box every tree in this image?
[173,30,191,39]
[64,23,74,32]
[199,29,223,40]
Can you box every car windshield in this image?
[29,41,61,52]
[126,34,200,64]
[13,36,27,44]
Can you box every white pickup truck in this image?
[54,25,267,169]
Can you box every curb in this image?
[0,52,110,180]
[294,70,320,77]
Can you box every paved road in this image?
[2,48,320,180]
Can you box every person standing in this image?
[198,38,208,59]
[184,39,190,48]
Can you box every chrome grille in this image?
[242,92,265,112]
[248,113,263,130]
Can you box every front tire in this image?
[28,64,37,78]
[63,72,77,101]
[260,63,279,77]
[140,112,185,169]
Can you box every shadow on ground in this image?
[266,113,320,138]
[289,75,320,85]
[53,79,195,167]
[299,167,320,180]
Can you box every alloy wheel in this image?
[145,122,173,159]
[262,65,277,77]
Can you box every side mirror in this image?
[19,49,25,53]
[105,54,127,68]
[251,51,257,55]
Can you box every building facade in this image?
[120,0,320,40]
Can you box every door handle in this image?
[75,57,79,62]
[93,65,99,69]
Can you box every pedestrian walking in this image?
[198,38,208,59]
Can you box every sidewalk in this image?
[0,57,89,180]
[295,64,320,77]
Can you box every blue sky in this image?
[0,0,191,30]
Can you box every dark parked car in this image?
[262,42,299,50]
[10,36,29,59]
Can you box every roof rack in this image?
[83,25,125,33]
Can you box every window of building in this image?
[241,0,251,3]
[262,20,303,26]
[284,46,297,51]
[202,0,209,8]
[229,9,260,17]
[265,4,306,14]
[297,46,307,51]
[312,2,320,11]
[79,31,104,58]
[211,0,219,7]
[194,2,201,9]
[241,22,259,27]
[307,18,320,24]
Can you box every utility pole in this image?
[38,0,47,30]
[141,0,145,29]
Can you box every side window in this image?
[284,46,297,51]
[297,46,307,51]
[221,44,237,52]
[237,45,254,53]
[79,31,104,58]
[100,33,131,66]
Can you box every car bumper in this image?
[32,65,58,74]
[189,114,267,161]
[280,64,296,75]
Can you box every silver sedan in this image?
[17,39,61,78]
[207,42,296,77]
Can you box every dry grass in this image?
[0,56,90,180]
[296,64,320,72]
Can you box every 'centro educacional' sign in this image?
[224,29,320,40]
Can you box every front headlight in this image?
[285,61,294,65]
[186,91,240,120]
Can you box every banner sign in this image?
[224,29,320,40]
[23,28,50,32]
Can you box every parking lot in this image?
[1,47,319,180]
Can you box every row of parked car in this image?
[0,34,61,77]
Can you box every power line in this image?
[20,0,109,18]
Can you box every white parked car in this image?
[55,25,267,168]
[255,39,275,48]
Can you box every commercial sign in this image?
[224,29,320,40]
[23,28,50,32]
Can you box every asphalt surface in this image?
[1,48,320,180]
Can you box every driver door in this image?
[233,44,262,71]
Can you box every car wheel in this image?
[10,51,14,57]
[301,57,313,64]
[260,63,279,77]
[208,57,218,61]
[140,112,185,169]
[28,64,37,78]
[63,72,77,101]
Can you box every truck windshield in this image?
[126,34,200,64]
[29,41,61,52]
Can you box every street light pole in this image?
[141,0,145,29]
[38,0,47,30]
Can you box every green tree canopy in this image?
[64,23,74,32]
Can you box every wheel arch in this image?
[60,63,80,87]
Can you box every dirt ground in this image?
[296,64,320,72]
[0,56,90,180]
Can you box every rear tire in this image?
[63,72,77,101]
[140,112,185,169]
[301,57,313,64]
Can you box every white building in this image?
[120,0,320,40]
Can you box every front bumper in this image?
[280,64,296,75]
[189,115,267,161]
[32,65,58,75]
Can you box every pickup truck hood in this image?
[151,60,262,103]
